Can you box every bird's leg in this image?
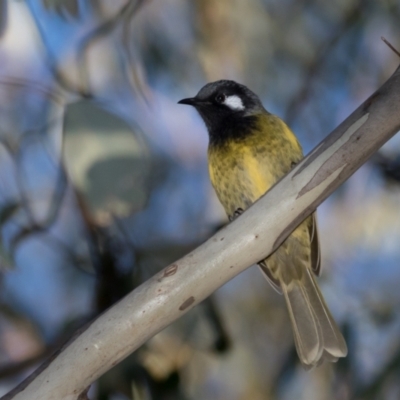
[229,207,244,222]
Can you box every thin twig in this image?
[381,36,400,58]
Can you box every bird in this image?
[178,80,347,369]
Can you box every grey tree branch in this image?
[3,64,400,400]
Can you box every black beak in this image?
[178,97,199,106]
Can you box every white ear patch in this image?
[223,95,245,110]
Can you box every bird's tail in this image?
[279,266,347,369]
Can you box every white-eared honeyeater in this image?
[178,80,347,369]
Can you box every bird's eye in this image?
[215,93,225,103]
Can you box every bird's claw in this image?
[229,208,244,222]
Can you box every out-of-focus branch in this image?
[284,0,363,124]
[27,0,149,98]
[3,65,400,400]
[75,0,148,97]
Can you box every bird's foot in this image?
[229,208,244,222]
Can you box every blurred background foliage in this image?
[0,0,400,399]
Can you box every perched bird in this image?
[178,80,347,369]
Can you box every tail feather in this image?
[280,268,347,369]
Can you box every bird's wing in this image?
[258,260,282,293]
[309,213,321,276]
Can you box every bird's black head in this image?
[178,80,266,142]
